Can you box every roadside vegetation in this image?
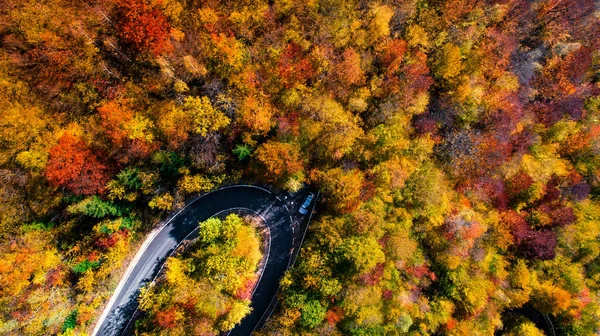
[0,0,599,335]
[136,214,263,335]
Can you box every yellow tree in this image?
[301,95,363,160]
[0,230,66,334]
[433,43,464,80]
[340,236,385,274]
[368,5,394,41]
[165,257,188,285]
[182,96,231,136]
[219,300,251,331]
[208,33,247,78]
[317,168,365,214]
[0,59,52,168]
[237,95,275,140]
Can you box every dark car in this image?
[298,193,314,215]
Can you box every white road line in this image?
[225,209,271,336]
[251,284,280,334]
[91,194,199,336]
[219,184,272,194]
[92,185,271,336]
[290,191,319,269]
[251,191,320,333]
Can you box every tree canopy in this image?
[0,0,599,335]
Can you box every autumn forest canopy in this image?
[0,0,600,335]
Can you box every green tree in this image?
[199,217,222,244]
[300,300,327,329]
[67,196,125,218]
[233,144,252,161]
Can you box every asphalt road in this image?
[94,185,300,336]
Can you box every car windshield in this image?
[303,195,313,207]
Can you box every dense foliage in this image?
[136,214,263,335]
[0,0,599,335]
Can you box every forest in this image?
[0,0,599,335]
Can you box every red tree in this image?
[403,51,434,94]
[277,43,314,88]
[359,263,385,285]
[98,101,134,146]
[518,230,557,260]
[325,307,343,326]
[548,206,576,227]
[155,308,178,330]
[502,210,557,260]
[97,100,157,163]
[235,278,256,301]
[336,48,365,86]
[379,39,407,76]
[114,0,172,56]
[506,170,534,197]
[45,134,110,195]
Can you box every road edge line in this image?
[250,190,320,333]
